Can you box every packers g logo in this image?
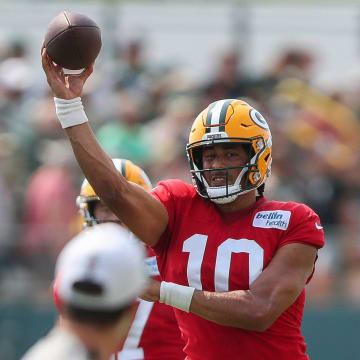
[249,109,269,130]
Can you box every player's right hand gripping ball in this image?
[44,11,102,70]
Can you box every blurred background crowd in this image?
[0,1,360,359]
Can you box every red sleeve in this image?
[279,203,325,250]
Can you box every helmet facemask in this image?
[186,136,269,204]
[76,196,122,227]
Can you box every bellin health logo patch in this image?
[252,210,291,230]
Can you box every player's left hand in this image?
[141,278,161,302]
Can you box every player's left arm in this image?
[143,242,317,332]
[190,242,317,331]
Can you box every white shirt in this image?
[21,326,96,360]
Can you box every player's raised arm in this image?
[41,48,168,247]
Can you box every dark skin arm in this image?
[143,242,317,331]
[41,48,168,246]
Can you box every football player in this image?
[22,223,147,360]
[42,50,325,360]
[56,159,185,360]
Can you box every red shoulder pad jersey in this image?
[151,179,325,360]
[113,245,185,360]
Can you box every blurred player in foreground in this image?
[22,223,148,360]
[42,49,325,360]
[75,158,185,360]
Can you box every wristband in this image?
[159,281,195,312]
[54,97,88,129]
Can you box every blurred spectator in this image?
[201,50,256,105]
[0,170,14,259]
[0,41,35,135]
[113,38,148,90]
[267,78,360,223]
[144,95,198,167]
[25,94,65,172]
[336,194,360,307]
[110,38,170,99]
[253,48,315,103]
[96,90,152,165]
[19,140,80,275]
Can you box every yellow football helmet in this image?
[186,99,272,204]
[76,158,152,227]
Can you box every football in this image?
[44,11,102,70]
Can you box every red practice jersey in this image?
[152,179,325,360]
[113,246,185,360]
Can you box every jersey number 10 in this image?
[183,234,264,291]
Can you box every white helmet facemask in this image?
[192,151,259,204]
